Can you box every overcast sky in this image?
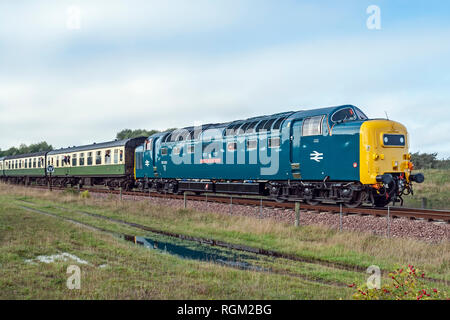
[0,0,449,157]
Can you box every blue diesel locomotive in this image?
[134,105,424,207]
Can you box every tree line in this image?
[0,142,53,157]
[0,129,174,157]
[410,152,450,169]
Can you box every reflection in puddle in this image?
[133,236,266,272]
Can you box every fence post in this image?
[339,204,343,231]
[229,195,233,215]
[259,197,263,219]
[295,202,300,227]
[387,206,391,238]
[184,192,187,209]
[421,197,427,209]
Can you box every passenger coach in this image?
[47,137,146,189]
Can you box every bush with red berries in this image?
[350,265,448,300]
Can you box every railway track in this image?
[25,184,450,223]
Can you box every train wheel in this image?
[344,191,364,208]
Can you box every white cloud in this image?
[0,2,449,158]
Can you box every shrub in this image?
[80,190,90,199]
[350,265,448,300]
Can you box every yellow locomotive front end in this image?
[360,120,424,206]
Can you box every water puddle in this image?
[131,235,267,272]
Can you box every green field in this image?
[0,183,448,299]
[404,169,450,209]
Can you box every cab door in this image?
[289,120,302,179]
[143,138,156,177]
[298,115,328,181]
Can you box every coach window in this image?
[96,151,102,165]
[119,150,123,162]
[302,116,324,136]
[105,150,111,164]
[87,152,93,165]
[18,160,21,169]
[113,149,118,164]
[79,153,85,166]
[24,159,28,169]
[33,158,36,168]
[38,158,41,168]
[72,154,77,166]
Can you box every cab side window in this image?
[331,108,357,123]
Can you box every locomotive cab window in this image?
[302,115,324,136]
[331,108,357,123]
